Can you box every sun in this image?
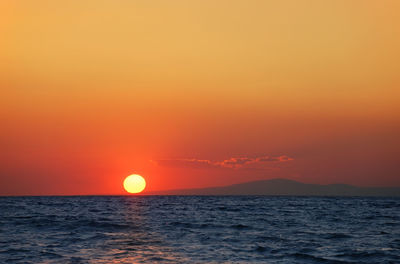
[123,174,146,194]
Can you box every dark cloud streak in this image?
[153,155,293,170]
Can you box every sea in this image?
[0,196,399,263]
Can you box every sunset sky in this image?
[1,1,399,195]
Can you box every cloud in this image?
[152,155,293,170]
[257,155,293,162]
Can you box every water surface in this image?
[0,196,399,263]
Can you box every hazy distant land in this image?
[144,178,400,196]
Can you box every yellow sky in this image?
[2,1,400,107]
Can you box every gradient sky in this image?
[1,1,399,195]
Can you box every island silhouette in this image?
[144,178,400,196]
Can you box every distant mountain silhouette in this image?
[145,178,400,196]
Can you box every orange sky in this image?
[1,1,399,195]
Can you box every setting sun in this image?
[123,174,146,194]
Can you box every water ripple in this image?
[0,196,399,263]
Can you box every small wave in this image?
[68,256,89,264]
[0,248,30,254]
[335,250,394,261]
[254,245,269,253]
[62,220,131,231]
[230,224,250,230]
[324,233,352,239]
[291,253,349,263]
[40,251,63,259]
[255,235,286,242]
[170,221,193,228]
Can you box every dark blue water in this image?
[0,196,399,263]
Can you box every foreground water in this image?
[0,196,399,263]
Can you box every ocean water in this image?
[0,196,399,263]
